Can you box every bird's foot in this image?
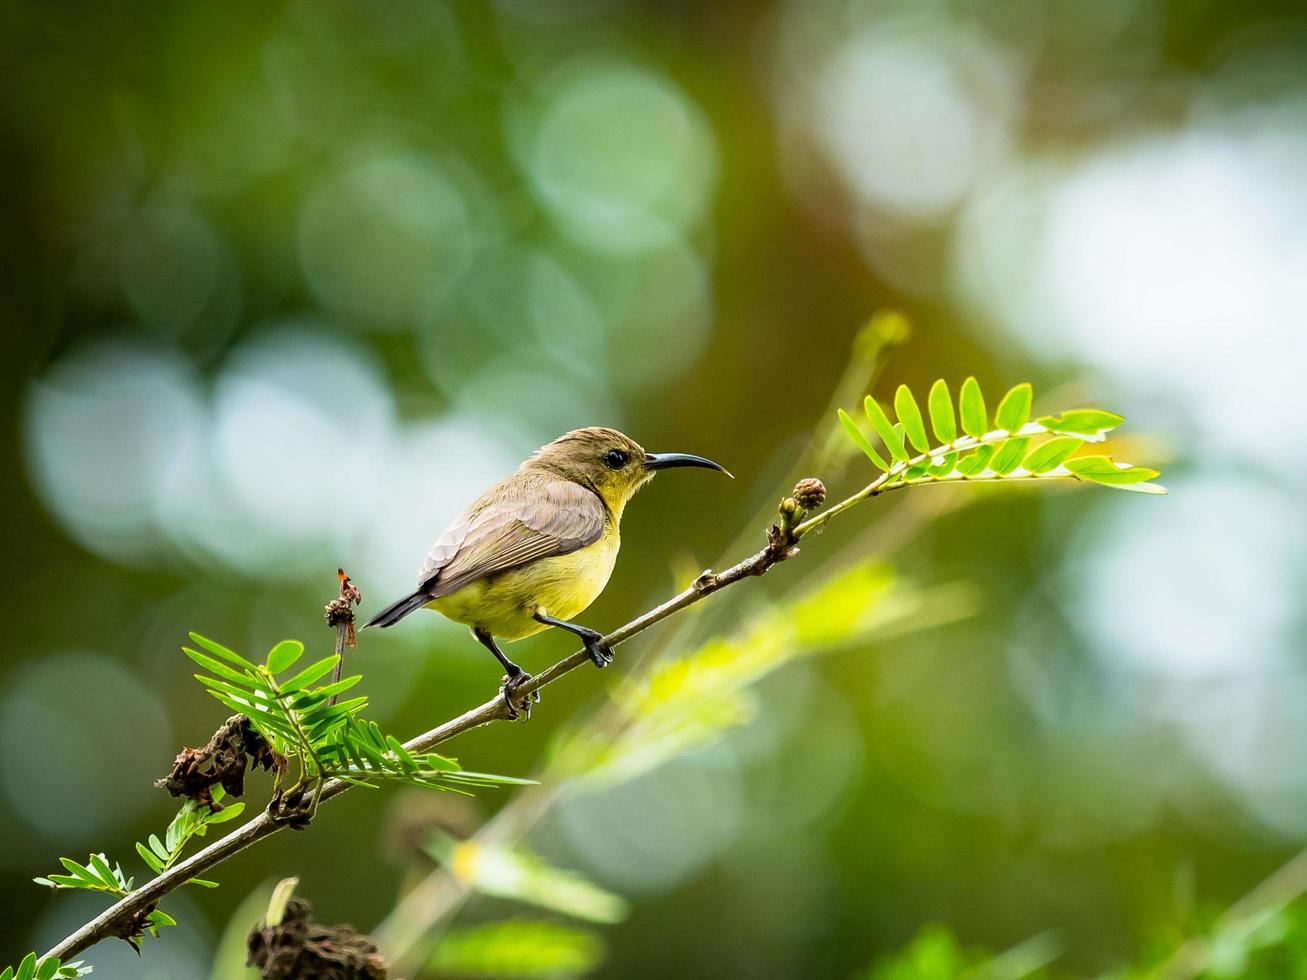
[583,635,614,669]
[500,671,539,721]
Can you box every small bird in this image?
[365,427,730,717]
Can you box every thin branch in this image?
[42,511,805,963]
[325,568,361,705]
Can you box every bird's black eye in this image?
[603,449,629,470]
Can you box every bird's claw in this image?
[500,672,539,721]
[584,637,614,669]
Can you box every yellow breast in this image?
[427,527,620,640]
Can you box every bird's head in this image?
[526,427,731,516]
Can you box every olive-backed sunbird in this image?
[366,427,730,716]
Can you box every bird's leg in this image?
[474,628,538,720]
[532,611,614,669]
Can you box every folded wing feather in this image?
[418,477,607,599]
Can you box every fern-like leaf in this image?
[1,954,92,980]
[837,380,1164,496]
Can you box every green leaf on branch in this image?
[36,853,131,896]
[864,396,908,461]
[281,655,341,691]
[265,640,305,674]
[928,379,956,443]
[838,409,889,472]
[834,378,1164,496]
[0,954,91,980]
[126,796,252,903]
[1024,436,1083,473]
[188,632,257,670]
[894,384,929,452]
[1036,408,1124,441]
[956,444,995,476]
[1066,455,1165,492]
[959,377,987,437]
[994,382,1032,433]
[991,436,1030,475]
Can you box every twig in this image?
[325,568,362,705]
[41,492,819,963]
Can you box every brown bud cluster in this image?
[792,478,826,511]
[247,897,387,979]
[156,715,286,809]
[326,568,363,648]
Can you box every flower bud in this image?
[792,478,826,511]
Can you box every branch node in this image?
[267,786,315,831]
[110,903,158,954]
[692,570,717,591]
[775,477,826,547]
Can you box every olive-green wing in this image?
[419,479,606,599]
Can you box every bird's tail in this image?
[364,589,430,629]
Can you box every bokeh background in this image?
[2,0,1306,977]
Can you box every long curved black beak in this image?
[644,452,733,478]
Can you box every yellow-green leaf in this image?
[994,383,1033,433]
[956,444,996,476]
[1024,436,1083,473]
[1037,409,1124,441]
[266,640,304,675]
[1066,455,1162,490]
[928,379,956,443]
[839,408,889,471]
[927,450,958,477]
[188,633,257,670]
[865,396,908,462]
[991,437,1030,475]
[894,385,929,452]
[959,377,987,438]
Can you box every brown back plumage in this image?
[365,427,651,629]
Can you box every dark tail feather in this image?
[364,590,430,629]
